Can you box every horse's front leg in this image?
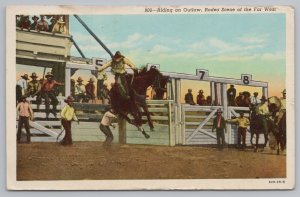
[254,133,259,152]
[137,126,150,139]
[142,105,154,131]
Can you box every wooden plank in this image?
[31,137,57,142]
[73,103,107,112]
[30,104,62,110]
[29,121,59,137]
[35,121,61,126]
[148,108,168,113]
[185,122,213,126]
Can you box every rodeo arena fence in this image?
[16,15,269,146]
[18,56,268,147]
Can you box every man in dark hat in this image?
[41,72,64,119]
[48,17,57,32]
[75,77,85,102]
[60,96,79,145]
[16,74,29,103]
[84,78,96,103]
[97,51,137,100]
[256,96,270,134]
[18,15,31,31]
[26,72,42,109]
[185,89,195,105]
[16,96,34,143]
[30,15,39,30]
[196,89,206,106]
[227,84,236,106]
[212,108,227,150]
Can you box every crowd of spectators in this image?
[16,15,68,35]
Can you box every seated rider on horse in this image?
[275,89,286,126]
[97,51,137,100]
[255,96,270,134]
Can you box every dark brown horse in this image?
[250,109,275,152]
[268,96,286,155]
[109,66,167,138]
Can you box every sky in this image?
[16,13,286,100]
[68,13,286,98]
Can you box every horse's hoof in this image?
[142,131,150,139]
[150,128,155,132]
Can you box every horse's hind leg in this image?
[142,105,154,131]
[138,126,150,139]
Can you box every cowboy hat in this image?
[254,92,258,95]
[64,96,75,103]
[45,72,54,78]
[30,72,38,79]
[113,51,124,62]
[32,15,39,20]
[261,96,267,102]
[21,74,29,80]
[77,77,83,82]
[282,89,286,94]
[88,78,95,83]
[217,108,223,113]
[199,90,204,93]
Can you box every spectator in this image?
[235,92,244,107]
[18,15,31,31]
[184,89,195,105]
[99,107,117,148]
[226,112,250,149]
[41,72,64,119]
[206,96,212,106]
[84,78,96,103]
[60,96,79,145]
[16,96,34,143]
[52,16,68,35]
[25,72,42,109]
[250,92,261,109]
[196,90,206,106]
[30,15,39,30]
[48,17,57,32]
[96,69,108,101]
[35,15,49,32]
[75,77,85,102]
[16,74,29,103]
[227,84,236,106]
[212,108,226,150]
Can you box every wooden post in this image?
[227,108,232,144]
[166,81,171,100]
[118,118,126,144]
[176,79,182,144]
[263,87,268,98]
[65,67,71,97]
[210,81,213,105]
[181,104,186,145]
[221,83,229,144]
[214,82,218,105]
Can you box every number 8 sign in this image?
[241,74,252,85]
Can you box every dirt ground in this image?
[17,142,286,180]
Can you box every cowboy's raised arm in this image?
[98,60,112,72]
[124,58,136,69]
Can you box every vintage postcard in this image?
[6,5,295,190]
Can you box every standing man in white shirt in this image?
[250,92,261,108]
[74,77,86,102]
[16,96,34,143]
[16,74,29,103]
[99,107,117,147]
